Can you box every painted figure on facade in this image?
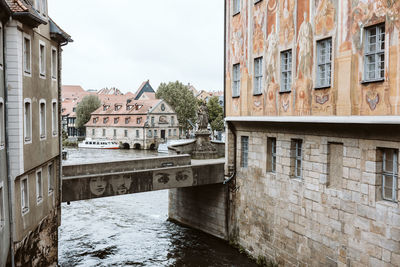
[279,0,295,44]
[265,26,278,85]
[314,0,336,36]
[297,12,313,79]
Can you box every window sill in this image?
[376,200,398,208]
[48,189,54,196]
[0,143,4,150]
[40,135,46,140]
[361,78,384,85]
[279,90,291,95]
[39,74,46,79]
[254,0,262,4]
[37,197,43,205]
[22,207,29,215]
[253,92,263,96]
[24,71,31,77]
[233,11,240,17]
[232,95,240,99]
[314,85,331,90]
[291,177,303,183]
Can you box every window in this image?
[51,47,57,79]
[364,24,385,82]
[151,117,155,126]
[0,184,3,228]
[328,143,343,188]
[137,117,142,124]
[280,50,292,92]
[24,100,32,142]
[48,163,54,194]
[232,64,240,97]
[291,139,302,179]
[93,117,98,124]
[154,130,157,137]
[124,130,128,137]
[0,99,4,148]
[41,0,47,16]
[241,136,249,168]
[52,100,57,136]
[113,129,117,137]
[125,117,130,124]
[39,100,46,139]
[171,116,175,126]
[21,177,29,214]
[92,129,95,136]
[136,130,139,138]
[381,148,398,202]
[114,117,119,124]
[0,25,3,67]
[168,129,171,136]
[173,129,177,136]
[36,170,43,203]
[23,36,31,74]
[233,0,240,15]
[103,117,108,124]
[266,137,276,172]
[148,129,152,137]
[316,38,332,88]
[39,41,46,77]
[254,57,263,95]
[102,129,106,136]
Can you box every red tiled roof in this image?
[91,99,161,116]
[85,115,146,127]
[6,0,28,12]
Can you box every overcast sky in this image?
[49,0,224,94]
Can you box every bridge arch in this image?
[149,143,156,150]
[133,143,141,150]
[121,143,130,149]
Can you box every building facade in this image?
[225,0,400,266]
[85,99,179,149]
[0,0,71,265]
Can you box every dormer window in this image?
[103,105,109,111]
[125,117,130,124]
[93,117,98,124]
[103,117,109,124]
[114,105,121,111]
[114,117,119,124]
[137,117,142,124]
[126,105,132,111]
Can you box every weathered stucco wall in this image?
[227,122,400,266]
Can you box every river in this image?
[59,148,257,266]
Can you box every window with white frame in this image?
[102,129,106,136]
[39,100,46,139]
[92,129,95,136]
[254,57,263,95]
[0,183,3,228]
[171,116,174,126]
[232,63,240,97]
[51,47,57,79]
[148,129,152,137]
[124,130,128,137]
[233,0,240,15]
[36,170,43,203]
[168,129,171,136]
[316,38,332,88]
[173,129,177,136]
[41,0,47,16]
[381,148,398,202]
[23,36,31,74]
[39,41,46,77]
[113,129,117,137]
[24,99,32,142]
[0,98,4,148]
[280,50,292,92]
[154,130,157,137]
[21,177,29,214]
[241,136,249,168]
[48,163,54,194]
[267,137,276,173]
[291,139,302,179]
[364,24,385,82]
[136,130,139,138]
[52,100,57,136]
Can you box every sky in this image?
[49,0,224,94]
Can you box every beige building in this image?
[85,99,179,150]
[225,0,400,266]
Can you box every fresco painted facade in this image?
[225,1,400,266]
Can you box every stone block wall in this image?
[229,127,400,266]
[169,184,228,240]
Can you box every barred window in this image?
[254,57,263,95]
[232,64,240,97]
[382,148,398,202]
[291,139,302,179]
[280,50,292,92]
[316,38,332,88]
[241,136,249,168]
[364,24,385,82]
[267,137,276,173]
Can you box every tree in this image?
[156,81,198,133]
[207,96,224,134]
[76,95,101,131]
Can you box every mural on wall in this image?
[314,0,336,36]
[279,0,295,45]
[253,1,265,55]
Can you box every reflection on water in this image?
[59,191,257,267]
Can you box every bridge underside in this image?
[62,155,224,202]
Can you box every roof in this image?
[85,114,147,128]
[134,80,156,100]
[49,17,73,43]
[6,0,47,27]
[97,87,123,95]
[91,99,162,116]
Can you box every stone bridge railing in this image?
[62,155,224,202]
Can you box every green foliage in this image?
[207,96,224,132]
[62,139,78,148]
[156,81,198,131]
[76,95,101,130]
[62,129,68,141]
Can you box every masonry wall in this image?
[228,123,400,266]
[169,184,228,240]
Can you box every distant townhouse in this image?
[85,99,179,149]
[0,0,71,265]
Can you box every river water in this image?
[59,148,257,266]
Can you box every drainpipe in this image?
[4,17,16,267]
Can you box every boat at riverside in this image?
[78,139,120,149]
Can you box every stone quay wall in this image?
[228,124,400,266]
